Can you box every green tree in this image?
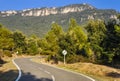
[26,34,40,55]
[37,38,49,52]
[0,25,14,51]
[85,20,107,63]
[12,31,27,54]
[45,23,64,62]
[58,19,88,63]
[104,18,120,64]
[0,24,14,57]
[69,18,78,30]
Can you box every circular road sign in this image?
[62,50,67,55]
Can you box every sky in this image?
[0,0,120,12]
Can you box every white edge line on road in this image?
[51,75,55,81]
[42,63,95,81]
[44,70,56,81]
[12,59,22,81]
[39,68,55,81]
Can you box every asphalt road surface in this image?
[14,58,95,81]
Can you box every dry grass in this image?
[32,57,120,81]
[0,57,18,81]
[57,63,120,81]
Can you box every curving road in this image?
[14,58,95,81]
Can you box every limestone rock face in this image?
[0,10,17,17]
[0,4,95,17]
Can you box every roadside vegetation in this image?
[58,63,120,81]
[0,56,18,81]
[0,14,120,81]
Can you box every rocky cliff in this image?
[0,4,95,17]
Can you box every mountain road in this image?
[14,58,95,81]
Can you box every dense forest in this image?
[0,15,120,66]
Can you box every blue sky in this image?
[0,0,120,12]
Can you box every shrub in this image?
[66,55,90,64]
[4,50,12,57]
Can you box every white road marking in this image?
[12,59,22,81]
[42,63,95,81]
[44,70,51,74]
[51,75,55,81]
[38,67,55,81]
[12,58,55,81]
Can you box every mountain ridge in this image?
[0,4,119,37]
[0,4,95,17]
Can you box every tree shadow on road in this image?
[0,70,18,81]
[0,70,52,81]
[20,71,52,81]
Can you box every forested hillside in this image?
[0,15,120,66]
[0,4,118,37]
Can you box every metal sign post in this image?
[62,50,67,64]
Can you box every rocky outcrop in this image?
[0,3,117,20]
[21,8,58,16]
[0,4,95,17]
[0,10,17,17]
